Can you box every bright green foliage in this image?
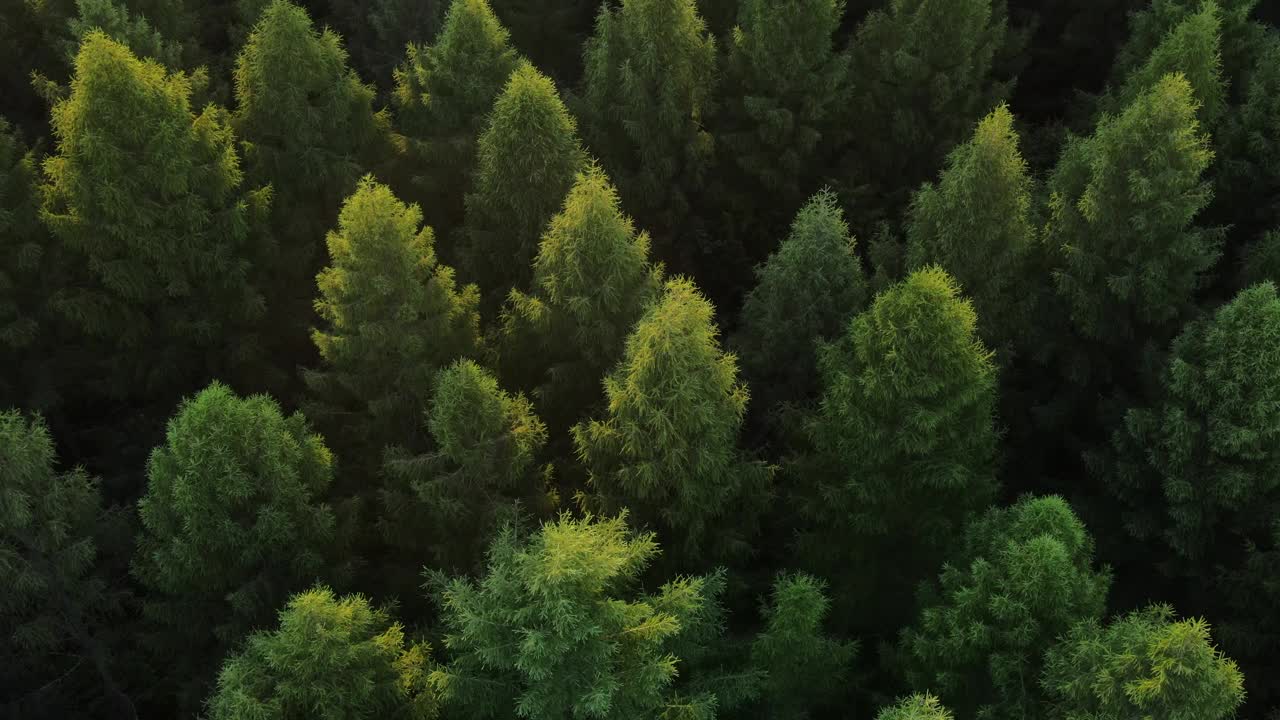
[306,176,481,464]
[381,359,555,573]
[807,267,998,594]
[901,495,1111,719]
[391,0,520,235]
[1048,74,1219,352]
[41,32,266,399]
[579,0,717,246]
[574,278,772,566]
[428,513,721,719]
[1041,604,1245,720]
[876,694,955,720]
[749,572,856,720]
[66,0,183,67]
[847,0,1009,207]
[720,0,849,214]
[500,163,663,428]
[460,61,586,306]
[735,190,866,410]
[133,382,337,705]
[906,104,1037,360]
[206,586,439,720]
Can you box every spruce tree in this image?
[900,495,1111,719]
[579,0,717,257]
[573,278,772,567]
[133,382,337,710]
[500,163,663,430]
[305,176,481,469]
[1041,605,1245,720]
[804,267,999,628]
[391,0,519,239]
[206,586,438,720]
[41,32,267,400]
[735,190,867,411]
[905,105,1037,361]
[459,61,585,308]
[876,694,955,720]
[428,513,724,719]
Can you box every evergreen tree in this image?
[900,495,1111,719]
[305,176,481,469]
[500,163,663,430]
[460,61,585,308]
[329,0,447,90]
[391,0,519,240]
[573,278,772,567]
[428,513,725,719]
[735,190,866,411]
[133,382,337,710]
[876,694,955,720]
[1041,604,1245,720]
[380,359,555,575]
[905,105,1037,361]
[65,0,183,68]
[804,267,999,628]
[579,0,717,261]
[1215,34,1280,240]
[206,586,438,720]
[41,32,267,400]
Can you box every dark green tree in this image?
[876,694,955,720]
[574,278,773,567]
[206,585,439,720]
[1041,604,1245,720]
[900,495,1111,719]
[489,0,595,83]
[1215,34,1280,240]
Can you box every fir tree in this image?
[876,694,955,720]
[900,495,1111,719]
[460,61,585,308]
[905,105,1037,361]
[206,586,438,720]
[573,278,772,568]
[1041,604,1245,720]
[735,190,867,411]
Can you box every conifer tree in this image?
[804,267,999,627]
[133,382,337,710]
[460,61,585,307]
[500,163,663,430]
[380,359,555,574]
[65,0,184,68]
[1216,34,1280,238]
[41,32,267,400]
[735,190,866,411]
[305,176,481,468]
[428,513,724,719]
[579,0,717,257]
[901,495,1111,719]
[1041,605,1245,720]
[391,0,519,238]
[574,278,772,567]
[876,694,955,720]
[206,586,438,720]
[905,105,1037,361]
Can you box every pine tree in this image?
[460,61,585,308]
[573,278,772,567]
[905,105,1037,361]
[1041,604,1245,720]
[380,359,555,574]
[65,0,184,68]
[499,163,663,430]
[391,0,519,240]
[305,176,481,469]
[133,382,338,710]
[206,586,438,720]
[734,190,866,412]
[804,267,999,628]
[40,32,268,400]
[876,694,955,720]
[428,513,724,719]
[579,0,717,259]
[900,495,1111,719]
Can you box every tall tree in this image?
[900,495,1111,719]
[574,278,772,568]
[206,586,438,720]
[459,61,585,309]
[133,382,338,711]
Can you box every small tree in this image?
[876,694,955,720]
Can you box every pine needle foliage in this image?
[876,694,955,720]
